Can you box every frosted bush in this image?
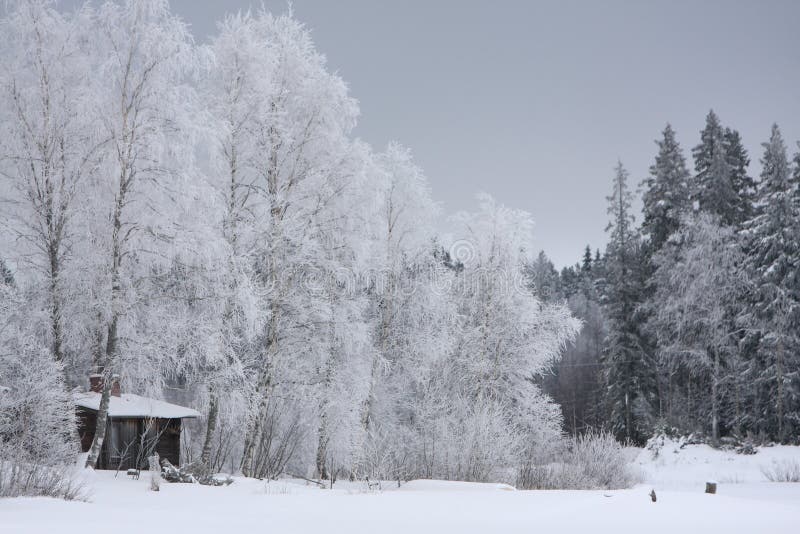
[0,330,84,500]
[517,463,593,490]
[0,462,87,500]
[570,430,642,489]
[761,459,800,483]
[517,431,641,490]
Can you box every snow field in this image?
[2,443,799,534]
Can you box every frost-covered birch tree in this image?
[356,143,451,480]
[446,194,579,479]
[653,214,748,443]
[83,0,198,469]
[0,0,94,373]
[237,10,359,477]
[192,11,275,472]
[0,1,594,484]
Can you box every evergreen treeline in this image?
[540,112,800,446]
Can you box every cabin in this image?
[75,375,200,470]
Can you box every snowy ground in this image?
[2,444,799,533]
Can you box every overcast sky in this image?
[96,1,800,266]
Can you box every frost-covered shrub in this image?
[761,459,800,483]
[517,431,641,490]
[569,430,641,489]
[517,462,593,490]
[0,328,83,499]
[0,462,86,500]
[452,400,521,482]
[399,395,545,484]
[358,426,408,482]
[248,397,308,480]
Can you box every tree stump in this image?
[705,481,717,494]
[649,489,657,502]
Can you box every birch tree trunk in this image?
[776,335,784,442]
[85,184,126,468]
[315,409,330,480]
[361,202,397,433]
[241,115,283,477]
[240,342,275,476]
[200,389,219,469]
[711,347,720,445]
[85,49,131,466]
[85,368,114,468]
[4,7,86,371]
[315,291,340,480]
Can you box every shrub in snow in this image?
[0,330,84,499]
[516,462,593,490]
[0,462,86,501]
[517,431,641,490]
[760,459,800,483]
[247,399,307,480]
[570,431,642,489]
[736,441,758,455]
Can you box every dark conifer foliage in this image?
[546,115,800,446]
[641,124,691,251]
[0,257,14,287]
[740,124,800,441]
[692,111,740,227]
[581,245,593,272]
[536,249,605,439]
[599,163,656,444]
[724,128,756,225]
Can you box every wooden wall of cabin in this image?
[74,410,183,470]
[155,419,181,467]
[102,418,140,470]
[76,408,96,453]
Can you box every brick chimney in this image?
[89,374,102,393]
[89,374,121,397]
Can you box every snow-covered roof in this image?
[74,392,201,419]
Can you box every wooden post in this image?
[705,481,716,494]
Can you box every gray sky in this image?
[116,1,800,266]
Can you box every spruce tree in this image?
[581,245,593,273]
[724,127,755,225]
[792,142,800,189]
[601,162,656,444]
[692,110,723,189]
[560,265,580,298]
[741,124,800,441]
[527,251,562,302]
[691,110,752,228]
[594,249,603,271]
[639,125,692,433]
[642,124,691,251]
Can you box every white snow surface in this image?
[73,392,201,419]
[636,436,800,490]
[1,443,799,533]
